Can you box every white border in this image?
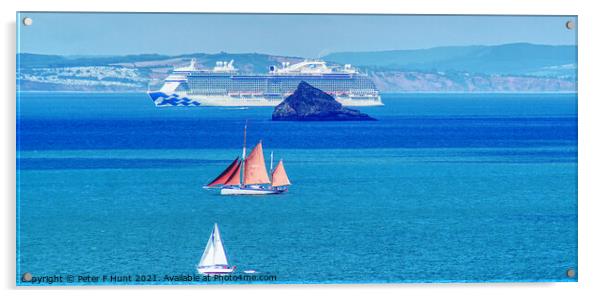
[2,0,601,297]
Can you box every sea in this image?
[16,92,577,285]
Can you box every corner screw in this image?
[566,268,576,278]
[23,17,33,26]
[22,272,32,282]
[565,20,574,30]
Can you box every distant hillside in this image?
[323,43,577,78]
[17,43,576,93]
[18,52,301,74]
[18,53,172,68]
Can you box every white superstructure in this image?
[148,59,382,107]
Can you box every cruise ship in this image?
[147,59,382,107]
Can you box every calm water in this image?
[16,92,577,284]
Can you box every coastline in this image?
[16,90,578,95]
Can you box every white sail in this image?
[212,224,229,265]
[198,223,229,267]
[198,232,215,267]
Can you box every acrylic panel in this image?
[16,12,578,285]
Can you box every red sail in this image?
[271,160,291,187]
[243,141,270,185]
[224,161,242,186]
[206,157,239,187]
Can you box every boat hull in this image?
[148,91,383,107]
[197,266,235,275]
[220,186,287,196]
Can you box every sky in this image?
[17,13,577,57]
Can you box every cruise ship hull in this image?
[148,91,384,107]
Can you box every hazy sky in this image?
[17,13,577,57]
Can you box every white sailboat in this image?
[196,223,236,275]
[204,124,292,195]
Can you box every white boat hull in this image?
[220,186,286,196]
[197,266,235,275]
[148,91,383,107]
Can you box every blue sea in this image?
[16,92,577,285]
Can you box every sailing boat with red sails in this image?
[203,124,291,195]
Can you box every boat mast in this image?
[270,151,274,172]
[241,120,248,186]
